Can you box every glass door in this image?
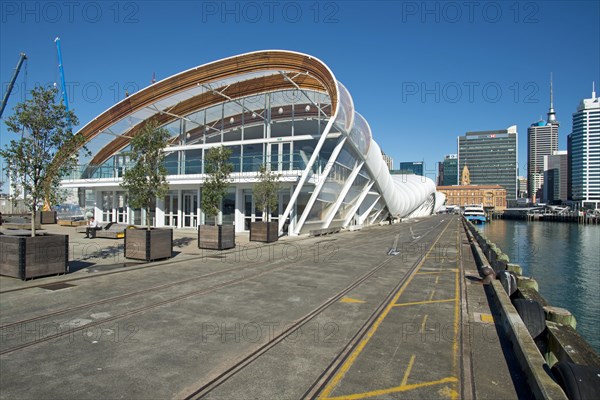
[101,191,113,222]
[164,191,178,227]
[182,191,198,228]
[115,191,128,223]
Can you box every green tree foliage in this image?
[254,164,281,222]
[0,85,86,236]
[201,146,233,225]
[120,120,170,230]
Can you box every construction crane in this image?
[54,37,70,127]
[0,52,27,119]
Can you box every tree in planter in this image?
[201,146,233,225]
[254,164,281,222]
[120,120,170,229]
[0,85,87,236]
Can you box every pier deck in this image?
[1,216,530,399]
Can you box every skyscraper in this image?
[438,154,458,186]
[570,84,600,209]
[458,126,518,202]
[543,150,568,203]
[527,77,559,202]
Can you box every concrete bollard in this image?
[544,306,577,329]
[507,263,523,276]
[517,276,539,292]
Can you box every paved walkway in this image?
[0,216,527,399]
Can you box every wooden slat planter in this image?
[36,211,57,224]
[198,225,235,250]
[250,222,279,243]
[0,234,68,280]
[124,228,173,261]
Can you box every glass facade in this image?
[59,51,444,234]
[458,128,518,202]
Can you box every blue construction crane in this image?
[0,52,27,119]
[54,37,70,128]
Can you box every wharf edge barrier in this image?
[462,217,600,400]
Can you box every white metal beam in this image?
[343,180,375,227]
[294,136,347,235]
[278,117,336,235]
[323,161,364,228]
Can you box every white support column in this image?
[177,189,182,228]
[343,181,374,227]
[196,187,201,229]
[323,161,364,228]
[234,186,244,233]
[370,207,384,225]
[155,197,165,227]
[358,195,381,225]
[294,136,347,235]
[278,117,336,234]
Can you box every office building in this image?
[543,150,568,203]
[458,126,518,202]
[381,152,394,171]
[439,154,458,186]
[570,84,600,209]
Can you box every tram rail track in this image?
[181,217,455,399]
[0,219,438,356]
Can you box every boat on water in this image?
[463,204,487,224]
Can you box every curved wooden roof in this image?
[51,51,338,171]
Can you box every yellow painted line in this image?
[340,297,366,304]
[318,221,452,399]
[435,276,440,284]
[420,315,428,333]
[392,298,454,307]
[401,355,416,386]
[324,377,458,400]
[428,289,436,301]
[451,222,461,400]
[480,313,494,323]
[415,269,458,275]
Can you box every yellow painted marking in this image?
[428,290,436,301]
[393,298,455,307]
[324,377,458,400]
[340,297,366,304]
[318,221,452,399]
[480,313,494,323]
[401,355,416,386]
[451,222,461,400]
[415,269,458,275]
[420,315,428,333]
[439,385,459,399]
[435,276,440,284]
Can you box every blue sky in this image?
[1,0,599,191]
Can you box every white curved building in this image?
[59,51,444,235]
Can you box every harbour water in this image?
[480,219,600,353]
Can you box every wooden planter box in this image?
[198,225,235,250]
[36,211,57,224]
[124,228,173,261]
[0,234,68,280]
[250,221,279,243]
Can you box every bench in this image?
[309,227,341,237]
[76,223,130,239]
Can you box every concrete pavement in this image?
[0,216,527,399]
